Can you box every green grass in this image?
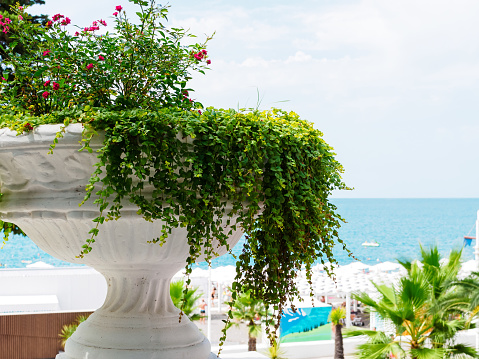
[280,323,332,343]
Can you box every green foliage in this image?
[0,0,351,343]
[0,0,48,64]
[329,307,346,326]
[263,336,287,359]
[450,271,479,327]
[0,105,350,340]
[229,289,268,335]
[346,245,479,359]
[228,289,269,351]
[59,314,90,349]
[170,279,202,321]
[0,1,210,114]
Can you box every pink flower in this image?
[42,91,49,99]
[19,6,23,10]
[92,21,98,26]
[43,80,51,87]
[86,63,94,70]
[18,16,23,21]
[52,14,64,22]
[42,50,51,56]
[99,19,107,26]
[60,17,71,26]
[52,82,60,90]
[2,26,9,34]
[4,18,11,24]
[198,110,202,114]
[98,55,105,61]
[113,12,118,16]
[206,59,211,65]
[201,49,207,55]
[74,31,80,36]
[115,5,123,12]
[46,21,52,27]
[24,123,33,131]
[1,77,6,81]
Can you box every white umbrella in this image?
[210,265,237,283]
[342,261,370,271]
[190,267,208,278]
[372,261,401,272]
[461,259,478,273]
[26,261,54,268]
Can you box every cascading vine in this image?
[0,105,353,343]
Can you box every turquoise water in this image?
[1,198,478,269]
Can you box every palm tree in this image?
[263,336,287,359]
[450,271,479,325]
[230,290,268,351]
[170,279,202,321]
[59,315,90,349]
[329,307,346,359]
[346,245,478,359]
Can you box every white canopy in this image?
[26,261,54,269]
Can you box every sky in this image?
[28,0,479,198]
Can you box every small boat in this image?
[362,241,379,247]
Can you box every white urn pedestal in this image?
[0,124,242,359]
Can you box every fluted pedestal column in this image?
[59,268,211,359]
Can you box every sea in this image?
[1,198,478,269]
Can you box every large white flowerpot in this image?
[0,124,242,359]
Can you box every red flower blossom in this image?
[99,19,107,26]
[42,91,49,99]
[24,123,34,131]
[43,50,51,56]
[46,20,53,27]
[98,55,105,61]
[113,12,118,16]
[43,80,51,87]
[115,5,123,12]
[60,17,71,26]
[74,31,80,36]
[52,14,64,22]
[52,82,60,90]
[86,63,94,70]
[206,59,211,65]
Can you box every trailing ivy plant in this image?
[0,0,353,347]
[0,106,352,342]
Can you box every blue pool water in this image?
[1,198,478,269]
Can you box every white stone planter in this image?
[0,124,242,359]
